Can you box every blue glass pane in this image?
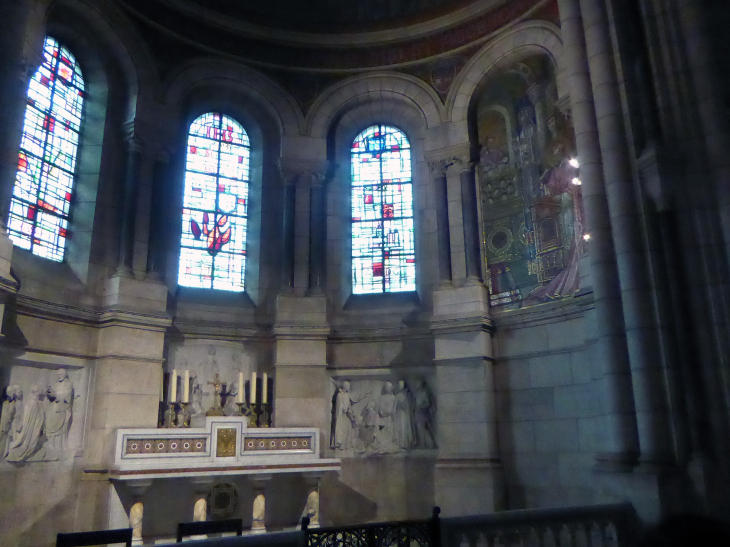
[178,113,249,291]
[351,125,415,294]
[9,37,84,261]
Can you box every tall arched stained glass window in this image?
[179,113,249,292]
[8,37,85,261]
[351,125,415,294]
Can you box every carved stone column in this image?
[454,155,483,284]
[308,172,327,295]
[251,476,271,533]
[277,162,298,294]
[302,474,321,528]
[189,476,213,540]
[557,0,640,467]
[579,0,673,468]
[527,83,549,154]
[428,159,454,287]
[126,480,151,546]
[146,150,170,281]
[118,127,144,276]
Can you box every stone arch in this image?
[163,59,304,138]
[306,72,445,139]
[447,20,565,125]
[49,0,159,122]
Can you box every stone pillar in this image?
[146,151,170,280]
[579,0,673,467]
[302,474,321,528]
[278,166,297,293]
[429,159,454,287]
[431,283,503,515]
[251,477,271,533]
[557,0,640,467]
[273,294,329,435]
[308,172,326,295]
[0,0,48,224]
[127,480,151,546]
[454,156,483,284]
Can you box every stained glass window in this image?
[351,125,415,294]
[9,37,85,261]
[178,113,249,291]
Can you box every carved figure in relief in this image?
[414,380,437,449]
[377,382,397,446]
[189,371,205,415]
[0,386,18,458]
[223,380,240,416]
[395,380,416,450]
[6,386,45,462]
[330,381,369,450]
[359,401,378,449]
[44,368,74,460]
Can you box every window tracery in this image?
[351,125,415,294]
[178,113,249,291]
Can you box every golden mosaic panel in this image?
[216,428,237,457]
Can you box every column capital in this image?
[452,155,478,173]
[556,95,572,119]
[427,158,454,176]
[277,158,333,186]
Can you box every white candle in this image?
[183,370,190,403]
[251,372,257,404]
[262,373,268,403]
[238,372,244,403]
[170,369,177,402]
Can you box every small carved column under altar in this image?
[251,475,271,533]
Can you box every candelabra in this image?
[237,402,257,428]
[177,402,191,428]
[163,402,176,428]
[259,403,271,428]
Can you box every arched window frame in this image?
[350,124,416,294]
[178,112,250,292]
[8,36,85,262]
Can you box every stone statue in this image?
[223,380,239,416]
[188,371,205,415]
[414,380,437,449]
[377,382,396,446]
[0,386,18,458]
[330,381,369,450]
[395,380,416,450]
[6,385,46,463]
[45,368,74,460]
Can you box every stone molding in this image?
[272,325,331,340]
[490,292,593,329]
[430,314,494,335]
[433,356,496,367]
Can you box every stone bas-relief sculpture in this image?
[330,378,436,454]
[0,368,78,463]
[169,344,251,425]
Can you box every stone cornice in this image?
[13,294,172,330]
[277,158,333,186]
[0,275,19,296]
[272,324,331,340]
[430,314,494,334]
[490,292,593,329]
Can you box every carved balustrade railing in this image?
[303,504,640,547]
[440,503,640,547]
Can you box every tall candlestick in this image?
[170,369,177,402]
[183,370,190,403]
[251,372,257,404]
[238,372,244,403]
[262,373,268,403]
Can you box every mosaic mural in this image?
[9,37,84,261]
[179,113,249,291]
[477,58,586,309]
[351,125,416,294]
